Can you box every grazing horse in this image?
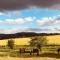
[57,48,60,54]
[19,48,39,56]
[19,48,31,55]
[31,48,39,56]
[19,48,25,54]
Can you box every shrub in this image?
[7,39,14,49]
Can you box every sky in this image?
[0,0,60,34]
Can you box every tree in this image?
[29,36,47,50]
[7,39,14,49]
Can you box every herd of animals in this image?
[19,48,60,56]
[19,48,39,55]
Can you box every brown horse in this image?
[19,48,31,55]
[19,48,39,56]
[31,48,39,56]
[19,48,25,54]
[57,48,60,54]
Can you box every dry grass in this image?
[0,38,31,46]
[46,35,60,45]
[0,35,60,60]
[0,57,59,60]
[0,35,60,46]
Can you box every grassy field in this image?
[46,35,60,45]
[0,57,59,60]
[0,45,59,60]
[0,45,58,57]
[0,35,60,46]
[0,35,60,60]
[0,38,31,46]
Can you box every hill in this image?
[0,32,60,40]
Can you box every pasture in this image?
[0,35,60,60]
[0,35,60,46]
[0,45,59,57]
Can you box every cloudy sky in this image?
[0,0,60,34]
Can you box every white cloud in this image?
[0,27,29,34]
[1,15,60,33]
[0,27,47,34]
[0,26,60,34]
[24,17,33,22]
[36,15,60,26]
[0,12,5,15]
[36,17,54,26]
[0,17,34,24]
[36,15,60,33]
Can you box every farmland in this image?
[0,38,31,46]
[0,35,60,46]
[0,35,60,60]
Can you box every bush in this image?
[7,39,14,49]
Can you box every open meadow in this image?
[0,35,60,46]
[0,35,60,60]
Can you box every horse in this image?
[19,48,31,55]
[19,48,25,54]
[31,48,39,56]
[19,48,40,56]
[57,48,60,54]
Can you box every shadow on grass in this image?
[9,51,60,59]
[40,53,60,59]
[15,53,60,59]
